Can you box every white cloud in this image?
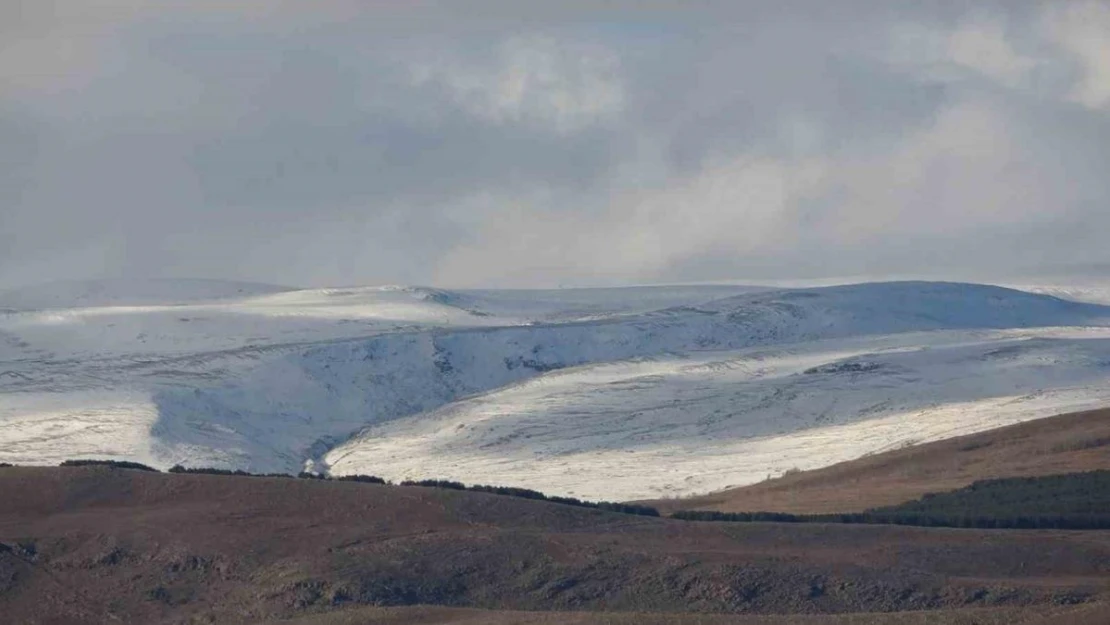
[1042,2,1110,110]
[430,95,1057,287]
[822,98,1052,244]
[885,13,1039,92]
[945,18,1038,89]
[432,154,829,286]
[408,35,625,133]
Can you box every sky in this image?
[1,0,1109,290]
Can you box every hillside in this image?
[2,466,1110,624]
[279,603,1110,625]
[0,278,294,310]
[870,470,1110,519]
[6,280,1110,501]
[323,332,1110,500]
[658,408,1110,515]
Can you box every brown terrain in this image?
[2,464,1110,624]
[281,602,1110,624]
[654,408,1110,516]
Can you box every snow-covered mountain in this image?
[3,279,1110,500]
[0,278,293,310]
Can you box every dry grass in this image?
[651,408,1110,515]
[278,604,1106,625]
[3,464,1110,623]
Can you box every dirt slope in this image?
[655,408,1110,515]
[2,466,1109,624]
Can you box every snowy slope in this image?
[3,279,1110,500]
[0,278,293,310]
[1004,282,1110,306]
[325,329,1110,500]
[0,279,766,468]
[0,284,499,359]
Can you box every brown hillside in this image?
[654,408,1110,515]
[2,466,1110,624]
[279,603,1109,624]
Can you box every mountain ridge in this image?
[4,280,1110,501]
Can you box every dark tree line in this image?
[60,459,160,472]
[333,474,388,484]
[400,479,660,517]
[168,465,295,479]
[871,470,1110,517]
[167,466,387,483]
[672,510,1110,530]
[674,470,1110,530]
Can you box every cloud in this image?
[428,95,1064,286]
[432,154,829,286]
[1043,2,1110,110]
[824,98,1044,239]
[945,17,1039,89]
[408,35,625,133]
[1,1,1109,290]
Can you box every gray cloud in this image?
[1,1,1108,289]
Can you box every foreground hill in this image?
[2,466,1110,624]
[281,603,1110,625]
[658,408,1110,515]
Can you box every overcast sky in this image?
[2,1,1109,289]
